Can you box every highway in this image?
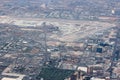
[110,26,120,79]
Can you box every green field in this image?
[36,68,75,80]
